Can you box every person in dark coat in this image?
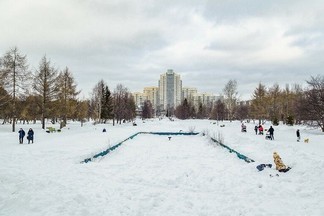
[254,125,258,135]
[27,128,34,144]
[268,126,274,140]
[18,128,25,144]
[296,129,300,142]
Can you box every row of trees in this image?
[170,77,324,132]
[0,47,136,132]
[89,80,135,125]
[1,47,323,132]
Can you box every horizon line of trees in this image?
[1,47,324,132]
[0,47,136,132]
[138,77,323,132]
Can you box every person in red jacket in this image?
[258,125,264,135]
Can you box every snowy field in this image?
[0,119,324,216]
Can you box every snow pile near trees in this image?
[0,119,323,216]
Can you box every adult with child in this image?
[27,128,34,144]
[268,126,274,140]
[18,128,25,144]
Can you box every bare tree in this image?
[142,100,153,119]
[235,103,249,121]
[33,55,58,129]
[302,75,324,132]
[223,80,238,121]
[210,99,226,121]
[0,47,30,132]
[90,80,105,123]
[113,84,128,125]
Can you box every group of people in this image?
[18,128,34,144]
[254,125,264,135]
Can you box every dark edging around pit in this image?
[210,138,255,163]
[81,131,254,164]
[81,132,199,163]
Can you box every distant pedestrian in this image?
[254,125,258,135]
[296,129,300,142]
[18,128,25,144]
[268,126,274,140]
[258,125,264,135]
[27,128,34,144]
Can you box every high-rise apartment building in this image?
[158,69,182,111]
[132,69,221,116]
[143,86,159,112]
[182,87,198,102]
[133,92,148,109]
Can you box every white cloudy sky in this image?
[1,0,323,100]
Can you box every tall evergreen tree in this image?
[250,83,268,124]
[0,47,30,132]
[101,85,113,123]
[57,67,80,127]
[33,55,58,129]
[268,83,281,125]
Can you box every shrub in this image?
[287,115,294,126]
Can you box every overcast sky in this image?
[1,0,323,100]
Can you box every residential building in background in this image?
[132,69,221,116]
[143,86,159,112]
[133,92,147,110]
[158,69,182,111]
[182,87,198,103]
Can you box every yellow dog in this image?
[304,138,309,143]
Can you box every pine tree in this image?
[101,85,113,123]
[57,67,80,127]
[33,55,58,129]
[0,47,30,132]
[250,83,268,124]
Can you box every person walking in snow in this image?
[258,125,264,135]
[268,126,274,140]
[273,152,291,172]
[18,128,25,144]
[27,128,34,144]
[254,125,258,135]
[296,129,300,142]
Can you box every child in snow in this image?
[273,152,291,172]
[258,125,264,135]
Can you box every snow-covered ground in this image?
[1,119,323,216]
